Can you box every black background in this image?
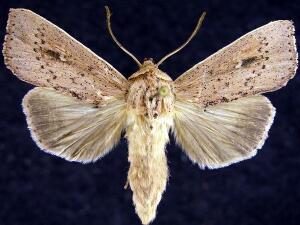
[0,0,300,225]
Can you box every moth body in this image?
[125,60,174,224]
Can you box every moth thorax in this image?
[127,74,174,119]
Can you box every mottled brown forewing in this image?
[3,8,128,104]
[174,20,297,107]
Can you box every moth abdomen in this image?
[125,111,173,224]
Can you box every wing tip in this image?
[278,19,298,81]
[291,21,298,80]
[277,19,298,86]
[3,10,13,67]
[2,8,31,76]
[252,20,298,84]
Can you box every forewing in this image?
[3,8,128,104]
[23,87,126,163]
[173,95,275,169]
[174,20,297,107]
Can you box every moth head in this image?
[143,57,155,66]
[128,60,172,81]
[105,6,206,68]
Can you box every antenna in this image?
[105,6,142,67]
[157,12,207,67]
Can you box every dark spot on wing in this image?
[70,91,78,98]
[241,56,258,67]
[221,97,229,103]
[44,49,61,60]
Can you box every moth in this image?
[3,6,298,225]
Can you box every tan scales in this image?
[2,7,298,224]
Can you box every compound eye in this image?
[158,86,169,97]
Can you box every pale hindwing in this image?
[22,87,126,163]
[173,95,275,169]
[3,8,128,104]
[174,20,297,107]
